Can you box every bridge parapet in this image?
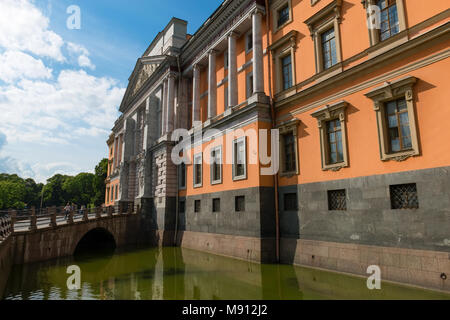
[0,213,12,243]
[8,204,138,234]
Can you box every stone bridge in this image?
[1,204,143,264]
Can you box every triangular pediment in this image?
[120,55,166,112]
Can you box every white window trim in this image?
[210,145,223,185]
[193,153,203,188]
[364,76,419,162]
[311,101,349,171]
[232,137,247,181]
[277,119,300,176]
[362,0,407,49]
[272,0,293,33]
[269,30,298,94]
[304,0,343,75]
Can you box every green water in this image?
[3,246,450,300]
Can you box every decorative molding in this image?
[304,0,343,37]
[311,101,349,171]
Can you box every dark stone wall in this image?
[279,166,450,252]
[183,187,275,238]
[0,237,14,299]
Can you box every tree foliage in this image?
[0,158,108,210]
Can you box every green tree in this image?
[43,174,71,207]
[92,158,108,206]
[62,172,95,206]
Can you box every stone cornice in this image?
[181,0,264,68]
[304,0,342,36]
[274,21,450,112]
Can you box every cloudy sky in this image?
[0,0,221,183]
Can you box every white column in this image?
[166,74,175,132]
[161,79,168,134]
[228,32,238,108]
[192,64,201,125]
[252,9,264,94]
[208,50,217,119]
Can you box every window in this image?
[246,72,253,99]
[272,0,292,32]
[212,198,220,212]
[378,0,399,41]
[246,32,253,53]
[328,189,347,211]
[269,30,297,93]
[390,183,418,209]
[283,132,296,172]
[365,76,419,161]
[115,185,118,200]
[385,98,411,153]
[235,196,245,212]
[278,119,299,176]
[284,193,298,211]
[224,50,229,69]
[110,186,114,202]
[193,153,202,187]
[304,0,343,74]
[311,101,349,171]
[321,28,337,70]
[277,4,290,27]
[179,199,185,213]
[179,162,186,189]
[224,85,228,109]
[106,187,110,203]
[194,200,201,213]
[232,137,247,180]
[327,119,344,164]
[363,0,406,48]
[210,146,222,185]
[281,54,293,90]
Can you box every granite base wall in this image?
[281,238,450,292]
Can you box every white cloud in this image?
[0,50,52,83]
[0,0,65,61]
[0,70,124,145]
[0,0,125,183]
[67,42,96,70]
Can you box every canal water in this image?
[3,246,450,300]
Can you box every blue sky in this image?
[0,0,222,183]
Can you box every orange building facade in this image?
[106,0,450,291]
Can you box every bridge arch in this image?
[73,227,116,258]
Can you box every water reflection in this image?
[3,246,450,300]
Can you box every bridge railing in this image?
[1,202,140,233]
[0,212,13,243]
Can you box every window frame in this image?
[179,162,187,190]
[304,0,343,75]
[364,76,419,162]
[245,31,253,54]
[210,145,223,185]
[311,101,349,171]
[327,189,347,211]
[272,0,293,33]
[246,72,254,99]
[193,152,203,188]
[362,0,407,49]
[232,136,247,181]
[269,30,297,94]
[277,119,300,176]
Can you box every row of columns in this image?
[192,8,264,126]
